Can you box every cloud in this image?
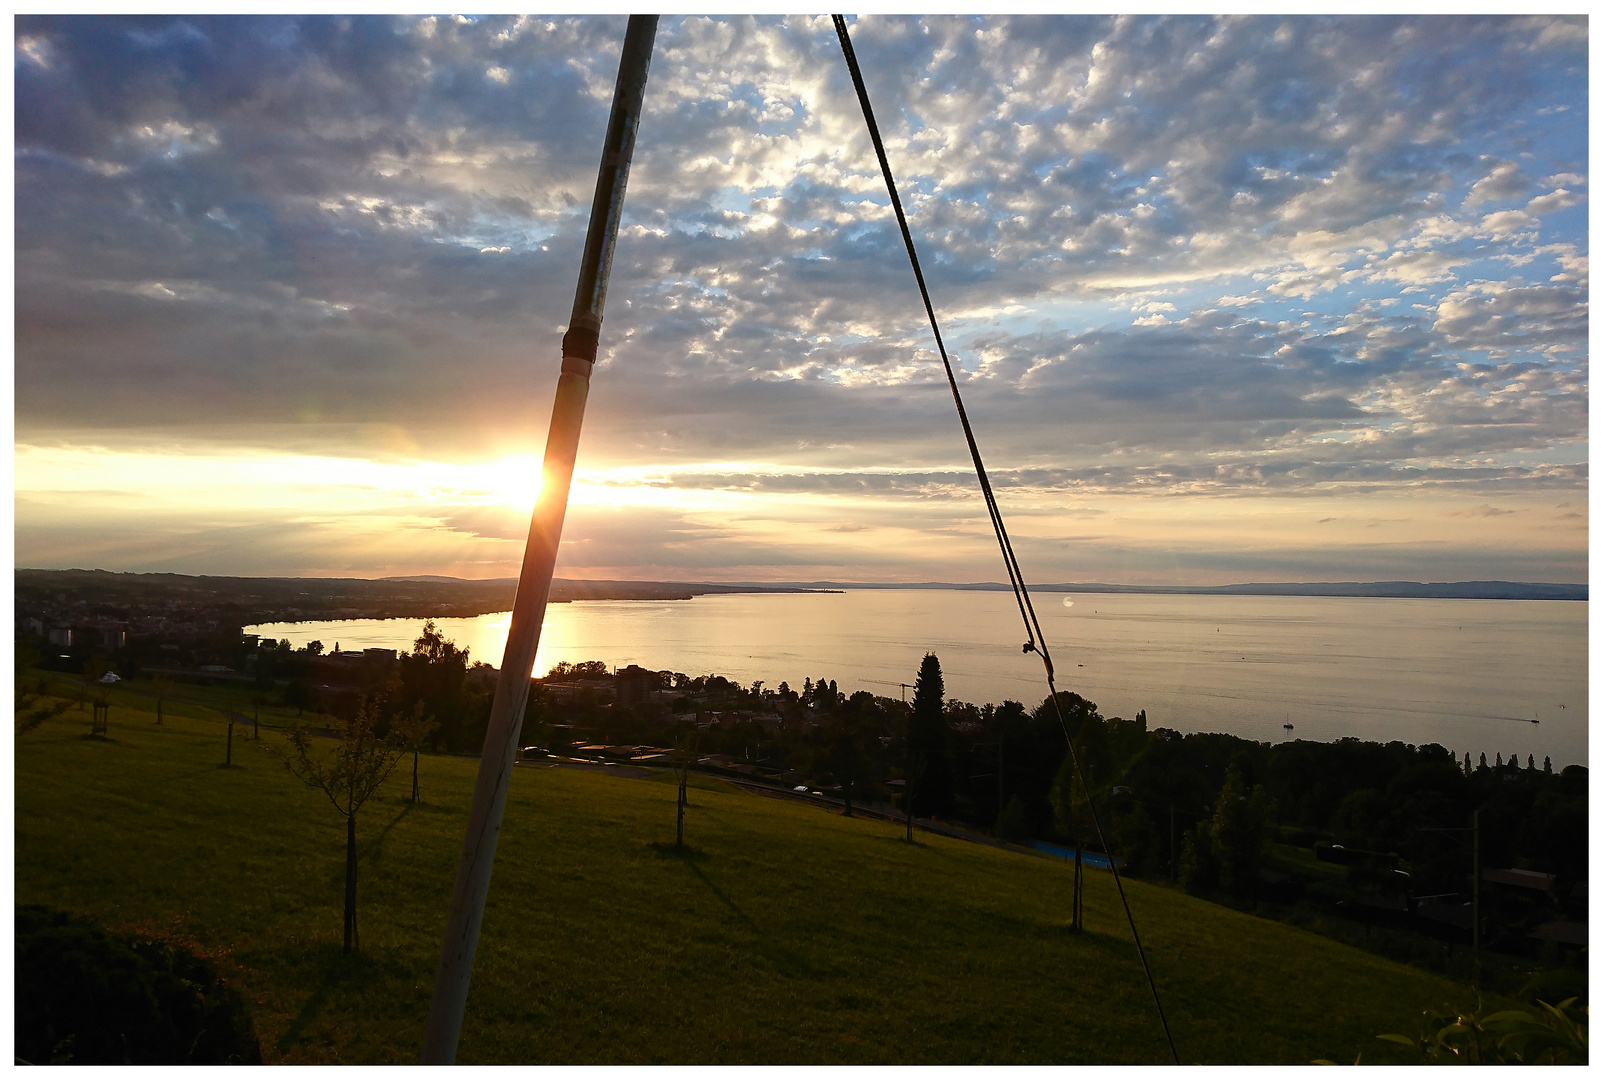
[1464,160,1527,205]
[12,15,1589,582]
[1525,188,1582,216]
[436,504,529,541]
[1433,280,1589,356]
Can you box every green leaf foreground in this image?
[1315,994,1588,1064]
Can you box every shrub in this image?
[14,905,262,1065]
[1369,995,1588,1064]
[1179,824,1218,894]
[996,794,1034,842]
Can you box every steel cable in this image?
[832,14,1180,1064]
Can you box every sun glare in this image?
[475,455,544,511]
[13,444,558,514]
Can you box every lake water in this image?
[248,590,1588,767]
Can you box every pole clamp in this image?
[561,324,600,362]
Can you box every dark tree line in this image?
[1112,732,1588,891]
[289,636,1583,922]
[266,622,471,953]
[247,623,492,753]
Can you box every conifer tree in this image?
[907,653,954,819]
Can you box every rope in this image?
[831,15,1180,1065]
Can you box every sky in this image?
[12,14,1590,585]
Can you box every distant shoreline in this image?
[753,580,1587,602]
[16,567,1586,610]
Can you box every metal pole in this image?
[905,768,914,842]
[1471,808,1480,961]
[1169,804,1176,882]
[421,16,657,1064]
[996,736,1003,822]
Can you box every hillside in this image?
[14,569,833,632]
[15,683,1476,1064]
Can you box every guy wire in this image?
[832,14,1180,1065]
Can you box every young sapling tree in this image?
[397,700,437,803]
[78,658,106,710]
[677,757,688,849]
[271,696,411,952]
[151,676,174,725]
[674,726,699,850]
[825,711,874,819]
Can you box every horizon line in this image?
[14,567,1589,594]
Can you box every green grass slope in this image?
[16,689,1471,1063]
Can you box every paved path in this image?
[530,753,1082,865]
[714,776,1076,864]
[524,760,656,780]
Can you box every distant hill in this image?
[13,569,837,627]
[725,580,1588,601]
[15,569,1582,630]
[382,575,835,601]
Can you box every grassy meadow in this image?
[15,680,1478,1064]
